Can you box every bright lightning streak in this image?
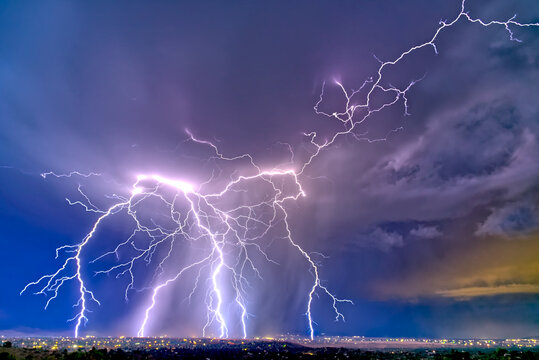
[301,1,539,174]
[22,1,539,340]
[41,171,101,179]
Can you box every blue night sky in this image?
[1,0,538,339]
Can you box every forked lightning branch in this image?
[21,0,539,339]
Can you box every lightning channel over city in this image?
[2,0,539,345]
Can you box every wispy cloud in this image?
[436,284,539,299]
[369,232,539,300]
[410,225,442,239]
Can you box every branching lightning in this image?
[22,0,539,339]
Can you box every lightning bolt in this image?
[22,0,538,340]
[40,171,101,179]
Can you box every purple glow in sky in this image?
[1,0,539,339]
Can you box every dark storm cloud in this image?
[1,0,539,338]
[300,34,539,241]
[358,227,404,252]
[409,225,442,239]
[476,196,539,237]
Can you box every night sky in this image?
[1,0,538,339]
